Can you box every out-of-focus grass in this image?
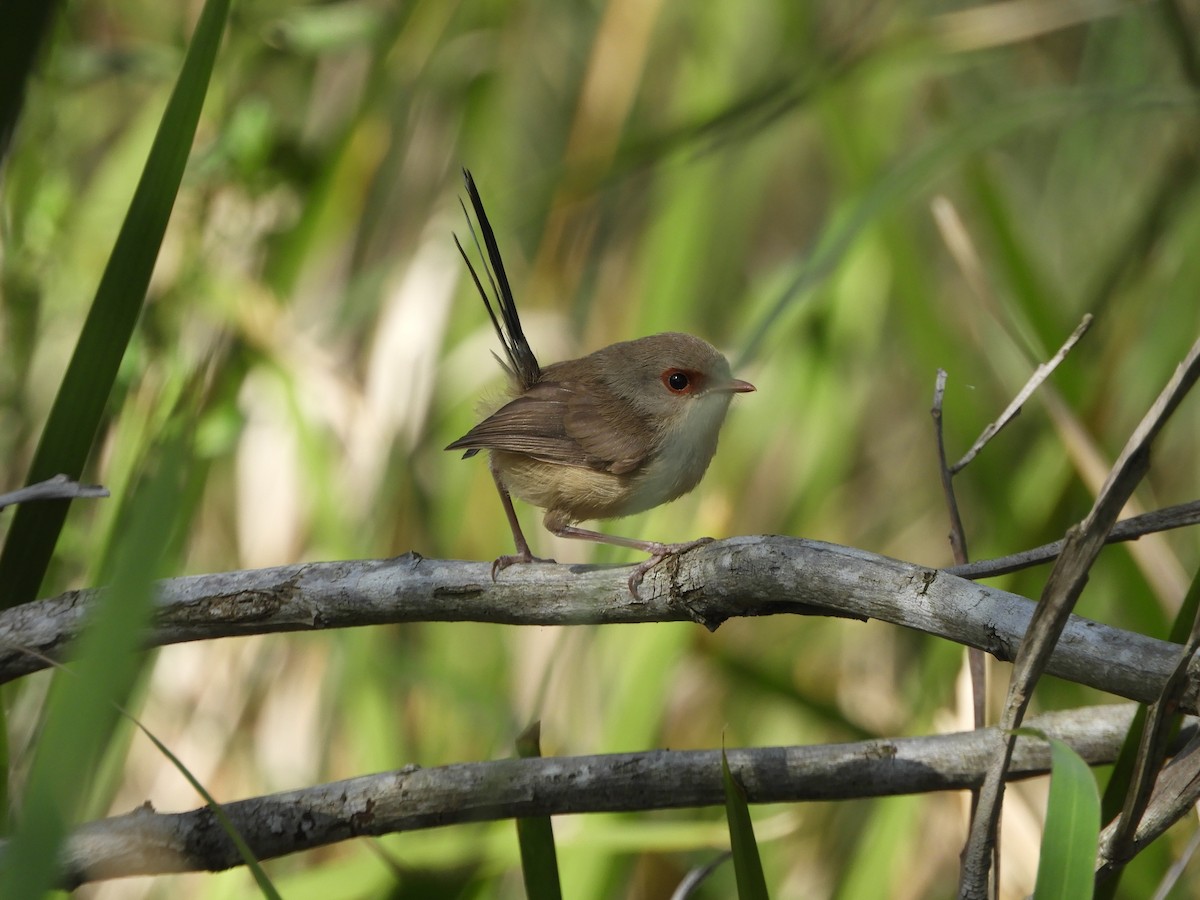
[2,1,1199,898]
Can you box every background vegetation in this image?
[2,0,1199,897]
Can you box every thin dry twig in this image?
[1099,573,1200,875]
[951,313,1093,474]
[958,336,1200,899]
[932,366,988,856]
[932,369,971,566]
[933,314,1092,866]
[946,499,1200,580]
[1148,812,1200,900]
[0,475,109,511]
[671,853,733,900]
[1097,728,1200,881]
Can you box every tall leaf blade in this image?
[515,721,563,900]
[0,0,62,164]
[722,748,769,900]
[0,0,232,609]
[1034,735,1101,900]
[0,437,186,895]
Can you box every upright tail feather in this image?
[454,169,542,390]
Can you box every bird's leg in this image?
[488,460,554,578]
[545,517,713,597]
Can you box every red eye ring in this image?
[663,369,692,394]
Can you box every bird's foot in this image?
[627,537,715,598]
[491,550,556,581]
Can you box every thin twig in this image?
[671,853,732,899]
[1096,728,1200,881]
[932,366,987,862]
[1099,572,1200,874]
[1148,814,1200,900]
[934,313,1093,874]
[951,313,1093,474]
[0,475,109,512]
[932,369,971,566]
[946,499,1200,580]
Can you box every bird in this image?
[446,169,755,595]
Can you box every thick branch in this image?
[21,705,1145,888]
[3,538,1194,711]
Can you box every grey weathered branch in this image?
[3,537,1196,712]
[19,704,1153,888]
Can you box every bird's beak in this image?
[722,379,756,394]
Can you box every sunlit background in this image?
[3,0,1200,897]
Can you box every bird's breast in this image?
[619,392,733,516]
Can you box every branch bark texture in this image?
[26,705,1144,888]
[1,538,1191,711]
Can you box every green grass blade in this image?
[131,718,281,898]
[515,721,563,900]
[722,747,769,900]
[0,0,61,163]
[1033,735,1101,900]
[0,437,187,895]
[0,0,232,610]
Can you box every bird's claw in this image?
[627,537,715,598]
[490,551,556,581]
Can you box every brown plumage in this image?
[446,170,754,594]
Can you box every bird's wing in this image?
[559,386,654,475]
[446,381,654,475]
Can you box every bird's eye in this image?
[663,370,691,393]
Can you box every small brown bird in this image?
[446,170,755,594]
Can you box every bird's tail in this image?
[454,169,542,391]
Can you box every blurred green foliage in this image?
[1,0,1198,897]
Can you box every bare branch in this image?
[1099,573,1200,874]
[932,367,986,844]
[945,496,1200,580]
[959,335,1200,898]
[934,314,1093,792]
[3,538,1197,713]
[932,369,971,565]
[946,499,1200,580]
[1145,799,1200,900]
[1096,728,1200,881]
[0,475,109,511]
[950,314,1093,474]
[18,704,1147,888]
